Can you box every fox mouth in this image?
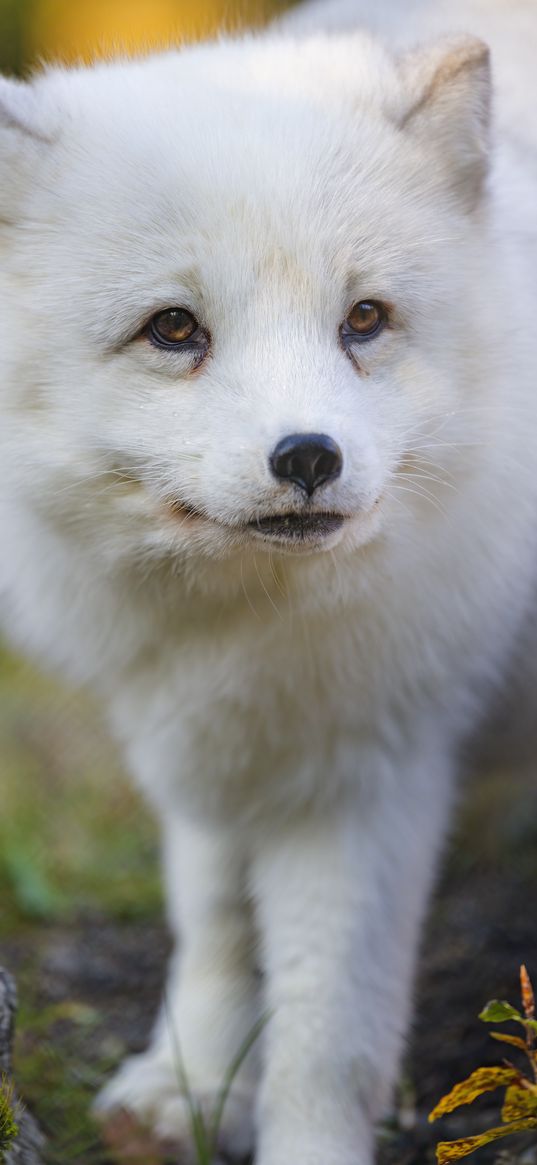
[166,499,346,543]
[248,511,345,541]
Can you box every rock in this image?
[0,968,45,1165]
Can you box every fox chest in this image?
[112,618,395,825]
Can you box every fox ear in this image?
[0,76,51,222]
[397,36,491,209]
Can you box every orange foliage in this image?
[430,966,537,1162]
[25,0,288,66]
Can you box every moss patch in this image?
[0,1078,19,1161]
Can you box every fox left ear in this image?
[397,36,491,209]
[0,75,52,222]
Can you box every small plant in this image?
[166,997,268,1165]
[0,1076,19,1162]
[429,965,537,1163]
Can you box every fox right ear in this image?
[0,76,51,222]
[397,36,491,210]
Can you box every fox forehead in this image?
[27,99,443,311]
[29,32,412,242]
[40,30,398,131]
[6,30,474,352]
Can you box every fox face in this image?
[0,33,493,578]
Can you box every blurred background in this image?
[1,3,537,1164]
[0,0,291,75]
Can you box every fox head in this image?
[0,32,497,585]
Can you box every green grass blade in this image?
[208,1013,270,1157]
[163,994,211,1165]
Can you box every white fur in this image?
[1,3,537,1161]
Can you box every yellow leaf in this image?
[429,1068,519,1123]
[490,1032,528,1053]
[502,1084,537,1122]
[436,1118,537,1163]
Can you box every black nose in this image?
[270,432,343,497]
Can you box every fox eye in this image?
[148,308,200,348]
[341,301,387,343]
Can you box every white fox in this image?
[1,1,537,1161]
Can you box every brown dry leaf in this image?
[100,1109,178,1164]
[429,1067,519,1122]
[521,966,535,1021]
[436,1117,537,1163]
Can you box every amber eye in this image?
[148,307,200,348]
[341,300,386,343]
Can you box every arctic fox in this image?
[1,0,537,1161]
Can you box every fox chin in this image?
[1,0,537,1161]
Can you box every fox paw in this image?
[94,1049,255,1162]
